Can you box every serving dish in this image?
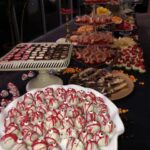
[0,85,124,150]
[69,69,134,100]
[72,45,116,68]
[109,72,134,100]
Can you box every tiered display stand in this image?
[72,0,121,68]
[0,42,72,91]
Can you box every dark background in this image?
[0,0,148,57]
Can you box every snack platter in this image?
[0,85,124,150]
[69,68,134,100]
[0,43,73,71]
[72,46,117,67]
[109,72,134,100]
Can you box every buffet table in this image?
[0,13,150,150]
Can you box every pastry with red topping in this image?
[97,111,110,125]
[62,117,74,129]
[54,88,66,102]
[8,108,21,118]
[5,123,20,136]
[45,114,62,130]
[16,115,30,126]
[97,103,108,114]
[21,123,34,137]
[32,139,48,150]
[85,139,99,150]
[84,101,94,114]
[25,105,36,117]
[79,131,93,144]
[34,91,45,106]
[102,120,115,133]
[23,131,39,145]
[66,128,79,139]
[44,87,54,96]
[45,128,60,142]
[47,97,59,109]
[44,88,54,102]
[31,111,44,124]
[93,131,109,146]
[66,106,82,118]
[37,103,48,114]
[4,117,15,128]
[56,109,67,120]
[12,138,28,150]
[16,102,25,113]
[75,115,86,129]
[66,89,79,106]
[85,92,96,103]
[33,121,46,136]
[48,142,62,150]
[66,138,84,150]
[0,133,17,150]
[86,111,97,122]
[86,121,101,134]
[23,93,34,106]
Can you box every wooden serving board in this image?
[110,72,134,101]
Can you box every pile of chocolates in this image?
[2,43,70,61]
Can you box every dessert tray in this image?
[0,85,124,150]
[69,68,134,100]
[0,43,72,71]
[0,42,73,91]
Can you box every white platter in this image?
[0,84,124,150]
[0,42,72,71]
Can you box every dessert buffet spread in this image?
[0,85,124,150]
[69,68,134,100]
[0,43,72,71]
[0,0,147,149]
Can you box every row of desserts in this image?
[2,44,70,61]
